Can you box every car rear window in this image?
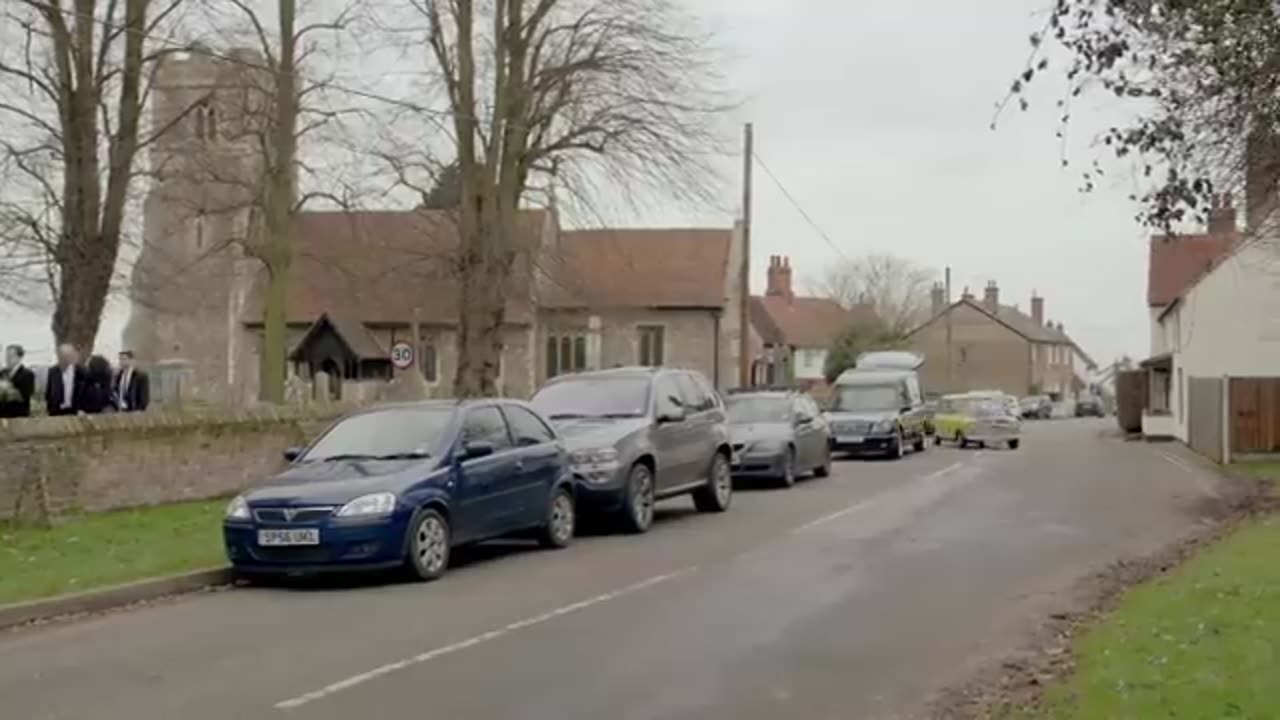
[531,376,651,419]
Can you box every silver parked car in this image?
[530,366,734,534]
[724,388,832,487]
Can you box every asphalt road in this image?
[0,419,1222,720]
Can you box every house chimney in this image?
[930,282,945,315]
[1207,193,1238,235]
[1031,292,1044,325]
[983,280,999,312]
[765,255,793,298]
[961,286,975,301]
[1247,120,1280,232]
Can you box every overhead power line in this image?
[751,150,849,262]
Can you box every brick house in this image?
[904,282,1095,398]
[121,53,747,404]
[747,256,875,390]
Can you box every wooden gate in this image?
[1187,377,1224,462]
[1228,377,1280,453]
[1115,370,1146,433]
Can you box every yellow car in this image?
[932,393,1022,450]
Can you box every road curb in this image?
[0,567,234,630]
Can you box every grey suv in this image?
[530,367,733,533]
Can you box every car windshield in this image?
[726,396,791,423]
[302,407,453,462]
[973,400,1009,417]
[831,384,901,413]
[531,376,651,419]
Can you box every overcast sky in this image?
[4,0,1149,368]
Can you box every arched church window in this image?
[195,212,205,249]
[206,104,219,140]
[194,105,206,140]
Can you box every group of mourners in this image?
[0,343,150,419]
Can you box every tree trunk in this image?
[51,237,114,352]
[257,0,299,404]
[259,258,290,402]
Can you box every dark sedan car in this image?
[223,400,576,581]
[1075,395,1105,417]
[725,389,831,487]
[530,366,733,534]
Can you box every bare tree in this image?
[0,0,188,351]
[389,0,730,396]
[1000,1,1280,235]
[809,254,935,336]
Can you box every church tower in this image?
[123,48,265,404]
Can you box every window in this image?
[546,334,587,378]
[195,213,205,249]
[531,375,650,419]
[654,376,683,417]
[418,333,438,383]
[462,406,512,451]
[502,405,555,446]
[673,373,712,412]
[638,325,665,366]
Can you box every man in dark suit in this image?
[45,343,86,416]
[0,344,35,418]
[113,350,150,412]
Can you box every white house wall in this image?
[1168,241,1280,441]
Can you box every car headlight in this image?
[225,495,251,521]
[335,492,398,518]
[570,447,619,466]
[874,419,897,433]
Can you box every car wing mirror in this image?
[283,447,303,462]
[461,440,496,459]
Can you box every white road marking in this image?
[274,566,698,711]
[1155,450,1221,498]
[793,460,967,533]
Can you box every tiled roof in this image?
[750,295,876,348]
[243,209,547,325]
[288,312,386,360]
[1147,232,1238,307]
[541,228,732,309]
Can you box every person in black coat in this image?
[112,350,150,412]
[0,344,35,418]
[81,354,115,414]
[45,343,87,416]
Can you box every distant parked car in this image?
[1075,395,1104,417]
[1019,395,1053,419]
[223,400,576,581]
[825,351,930,459]
[530,366,733,534]
[932,393,1022,450]
[724,388,831,487]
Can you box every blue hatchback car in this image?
[222,400,575,581]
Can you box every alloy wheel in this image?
[631,467,654,529]
[713,455,733,504]
[550,492,575,544]
[415,514,448,575]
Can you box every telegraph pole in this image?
[739,122,753,388]
[944,266,953,391]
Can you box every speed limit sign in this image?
[390,341,415,370]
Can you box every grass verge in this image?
[0,500,226,606]
[1035,516,1280,719]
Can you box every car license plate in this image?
[839,435,865,444]
[257,529,320,546]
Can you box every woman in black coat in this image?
[81,355,115,414]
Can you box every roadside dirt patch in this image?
[927,471,1278,720]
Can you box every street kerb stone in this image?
[0,567,234,630]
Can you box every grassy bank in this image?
[1035,516,1280,718]
[0,500,226,605]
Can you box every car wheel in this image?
[406,509,451,582]
[1008,439,1021,450]
[538,487,576,549]
[890,430,906,460]
[618,462,655,534]
[814,447,831,478]
[693,452,733,512]
[779,447,797,488]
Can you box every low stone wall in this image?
[0,405,353,523]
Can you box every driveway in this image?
[0,419,1221,720]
